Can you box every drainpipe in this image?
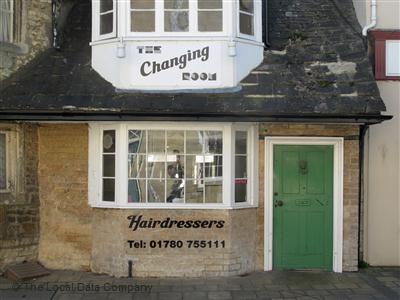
[362,0,377,36]
[358,125,369,265]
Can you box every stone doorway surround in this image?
[264,137,344,273]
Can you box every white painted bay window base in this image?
[89,122,258,209]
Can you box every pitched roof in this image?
[0,0,388,123]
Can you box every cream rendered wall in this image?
[353,0,400,266]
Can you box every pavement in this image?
[0,267,399,299]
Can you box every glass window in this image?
[126,129,222,204]
[239,0,254,36]
[102,130,116,202]
[99,0,115,36]
[164,0,189,32]
[235,131,248,203]
[0,134,6,190]
[198,0,223,32]
[0,0,14,43]
[131,0,155,32]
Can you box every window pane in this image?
[0,134,6,190]
[128,179,146,203]
[148,130,165,153]
[204,131,222,154]
[103,155,115,177]
[240,13,254,35]
[205,180,222,203]
[235,131,247,155]
[167,131,184,154]
[186,155,203,179]
[186,131,203,154]
[167,179,184,203]
[198,11,222,32]
[131,0,154,9]
[204,155,223,178]
[128,154,146,178]
[148,180,165,202]
[235,181,247,203]
[198,0,222,9]
[100,13,113,35]
[186,180,204,203]
[129,130,146,154]
[165,11,189,32]
[147,155,165,178]
[103,179,115,202]
[103,130,116,153]
[167,154,184,179]
[131,11,155,32]
[235,156,247,178]
[100,0,113,13]
[239,0,253,13]
[165,0,189,9]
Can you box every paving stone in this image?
[183,291,207,300]
[208,291,232,299]
[158,291,183,300]
[231,290,257,299]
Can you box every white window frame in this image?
[237,0,262,41]
[89,122,258,209]
[0,130,17,194]
[92,0,117,41]
[126,0,227,38]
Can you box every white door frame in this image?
[264,137,344,273]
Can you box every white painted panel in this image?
[386,40,400,76]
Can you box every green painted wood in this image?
[273,145,333,270]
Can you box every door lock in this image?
[274,200,284,207]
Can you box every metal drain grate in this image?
[5,262,50,281]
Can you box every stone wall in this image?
[257,124,360,272]
[0,0,52,80]
[38,124,92,271]
[0,124,40,271]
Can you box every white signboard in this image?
[128,42,223,89]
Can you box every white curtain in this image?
[0,0,13,42]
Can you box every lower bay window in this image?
[89,123,258,209]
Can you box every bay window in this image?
[89,123,258,209]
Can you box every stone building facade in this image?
[0,0,390,277]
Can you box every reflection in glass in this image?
[239,0,254,13]
[235,131,247,154]
[165,11,189,32]
[148,130,165,153]
[198,0,222,9]
[240,13,253,36]
[165,0,189,9]
[100,0,113,12]
[186,131,203,154]
[148,180,165,202]
[204,131,222,154]
[128,179,146,203]
[198,11,222,32]
[167,131,184,154]
[167,180,184,203]
[235,181,247,203]
[0,134,6,190]
[205,180,222,203]
[131,0,155,9]
[103,155,115,177]
[103,178,115,202]
[235,156,247,178]
[128,154,146,178]
[100,13,113,35]
[185,180,203,203]
[186,155,202,179]
[129,130,146,153]
[131,11,155,32]
[103,130,115,153]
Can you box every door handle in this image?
[274,200,284,207]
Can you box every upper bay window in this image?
[91,0,264,91]
[89,123,258,209]
[93,0,261,40]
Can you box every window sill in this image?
[90,203,258,210]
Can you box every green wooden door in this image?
[273,145,333,270]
